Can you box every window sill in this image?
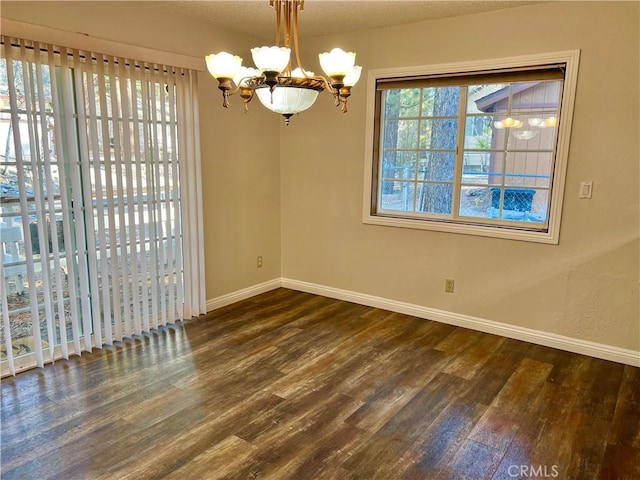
[363,213,559,244]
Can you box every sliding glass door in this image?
[1,37,198,376]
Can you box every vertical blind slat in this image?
[46,45,71,359]
[130,68,150,333]
[160,69,176,323]
[0,261,16,375]
[62,47,90,355]
[141,76,160,331]
[169,70,185,319]
[31,42,59,363]
[191,72,206,316]
[94,55,113,346]
[56,46,82,355]
[22,40,56,364]
[83,61,105,349]
[176,76,192,319]
[5,40,44,368]
[149,77,167,328]
[71,50,98,353]
[100,58,122,344]
[119,61,142,337]
[129,66,142,331]
[109,57,129,341]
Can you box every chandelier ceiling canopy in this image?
[205,0,362,125]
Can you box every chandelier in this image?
[205,0,362,125]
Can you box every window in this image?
[363,51,580,243]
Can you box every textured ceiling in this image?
[157,0,542,40]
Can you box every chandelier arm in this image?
[227,84,240,97]
[275,0,281,46]
[314,75,342,106]
[292,1,305,73]
[284,1,293,73]
[225,82,243,98]
[225,74,267,98]
[314,74,334,93]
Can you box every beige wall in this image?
[281,1,639,351]
[2,1,638,352]
[1,1,283,300]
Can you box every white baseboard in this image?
[280,278,640,367]
[206,277,639,367]
[206,279,281,312]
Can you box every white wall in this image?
[280,1,639,352]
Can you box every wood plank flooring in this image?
[1,288,639,479]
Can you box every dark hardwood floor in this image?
[1,288,639,479]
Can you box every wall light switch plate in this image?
[579,181,593,199]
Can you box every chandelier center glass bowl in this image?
[205,0,362,125]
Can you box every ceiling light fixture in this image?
[205,0,362,125]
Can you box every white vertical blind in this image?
[0,35,206,376]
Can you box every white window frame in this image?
[362,51,580,244]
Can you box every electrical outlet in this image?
[579,181,593,199]
[257,256,263,268]
[445,279,455,293]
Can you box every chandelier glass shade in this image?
[204,0,362,125]
[255,86,320,114]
